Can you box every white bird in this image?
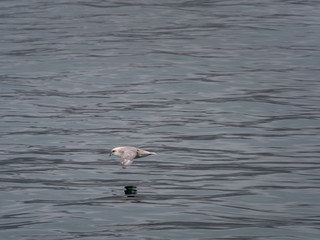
[109,146,156,169]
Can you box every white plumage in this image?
[109,146,156,168]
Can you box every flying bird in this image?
[109,146,156,169]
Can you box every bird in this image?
[109,146,156,169]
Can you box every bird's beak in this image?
[109,153,113,156]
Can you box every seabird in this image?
[109,146,156,168]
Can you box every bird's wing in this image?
[120,149,137,169]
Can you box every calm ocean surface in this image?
[1,1,320,239]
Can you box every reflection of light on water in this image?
[124,186,137,197]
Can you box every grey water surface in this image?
[1,1,320,240]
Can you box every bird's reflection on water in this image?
[124,186,137,197]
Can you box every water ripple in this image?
[1,0,320,240]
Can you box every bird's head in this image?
[109,147,122,157]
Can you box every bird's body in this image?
[109,146,156,168]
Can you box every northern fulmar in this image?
[109,146,156,169]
